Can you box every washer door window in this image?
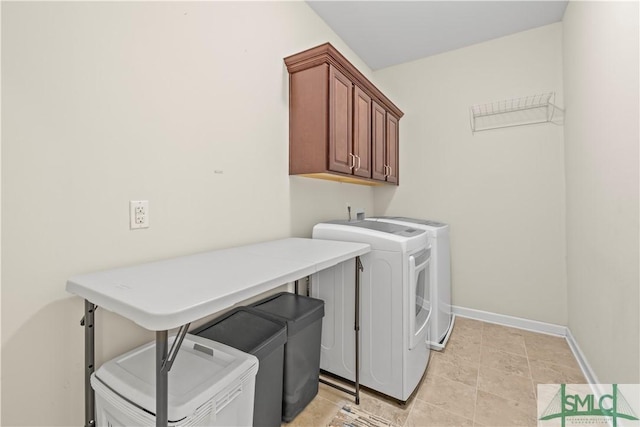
[409,248,431,350]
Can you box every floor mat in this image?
[327,404,396,427]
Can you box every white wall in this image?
[563,1,639,383]
[1,2,375,424]
[373,24,567,325]
[0,2,3,421]
[5,3,637,424]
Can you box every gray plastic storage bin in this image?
[251,292,325,422]
[191,307,287,427]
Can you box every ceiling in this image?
[307,1,568,70]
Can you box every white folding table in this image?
[66,237,370,427]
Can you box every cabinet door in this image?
[329,66,353,174]
[386,114,399,184]
[372,101,387,181]
[353,86,372,178]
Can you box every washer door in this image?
[409,248,431,350]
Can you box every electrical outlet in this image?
[130,200,149,229]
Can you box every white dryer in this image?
[368,217,453,350]
[311,220,431,401]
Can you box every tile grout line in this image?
[401,393,416,427]
[477,321,539,425]
[481,340,529,358]
[479,356,535,381]
[522,333,538,400]
[415,401,476,426]
[412,373,479,421]
[523,330,539,426]
[480,325,538,381]
[473,320,484,425]
[334,319,580,427]
[477,388,538,421]
[317,318,585,427]
[411,319,483,426]
[477,380,540,409]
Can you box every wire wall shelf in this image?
[469,92,564,133]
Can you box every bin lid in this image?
[252,292,324,337]
[192,308,287,361]
[93,334,258,422]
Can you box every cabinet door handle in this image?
[349,153,356,170]
[355,155,361,171]
[384,165,389,177]
[388,165,392,177]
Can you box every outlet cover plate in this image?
[130,200,149,229]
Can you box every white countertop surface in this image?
[66,238,369,330]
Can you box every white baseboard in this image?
[451,305,599,385]
[565,328,600,385]
[452,305,567,336]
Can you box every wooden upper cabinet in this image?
[372,101,387,181]
[372,102,400,184]
[329,66,353,175]
[353,85,372,178]
[386,114,399,184]
[285,43,403,186]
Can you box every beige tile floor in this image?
[284,317,586,427]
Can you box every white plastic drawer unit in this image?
[91,334,259,426]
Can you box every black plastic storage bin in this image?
[191,307,287,427]
[251,292,325,422]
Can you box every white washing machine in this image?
[368,217,453,350]
[311,220,431,402]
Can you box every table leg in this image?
[354,256,363,405]
[84,300,96,427]
[156,330,169,426]
[318,257,363,405]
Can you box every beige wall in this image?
[4,2,639,424]
[374,24,567,325]
[1,2,374,424]
[563,1,639,383]
[0,3,3,421]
